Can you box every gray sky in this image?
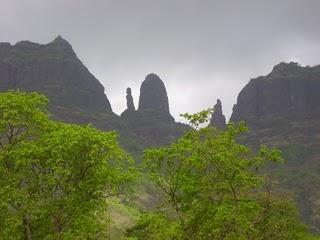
[1,0,320,122]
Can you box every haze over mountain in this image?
[229,62,320,232]
[1,0,320,121]
[1,34,320,232]
[0,36,188,152]
[1,1,320,238]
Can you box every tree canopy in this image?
[0,91,137,239]
[0,91,318,239]
[128,111,313,240]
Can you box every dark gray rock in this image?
[126,87,135,111]
[0,35,112,113]
[229,62,320,232]
[121,87,136,118]
[210,99,226,130]
[231,62,320,123]
[138,73,174,122]
[120,73,188,146]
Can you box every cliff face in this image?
[230,62,320,232]
[0,37,188,153]
[230,62,320,151]
[231,62,320,122]
[121,87,136,118]
[137,73,174,122]
[210,99,226,130]
[121,74,188,146]
[0,36,112,114]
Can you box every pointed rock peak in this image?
[49,35,73,49]
[55,35,63,40]
[215,99,223,112]
[210,99,226,130]
[121,87,136,118]
[126,87,135,111]
[47,35,75,56]
[53,35,67,43]
[138,73,174,121]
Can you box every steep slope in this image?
[0,37,188,153]
[138,73,174,122]
[231,62,320,122]
[0,36,125,132]
[230,62,320,232]
[210,99,226,130]
[121,74,188,146]
[230,62,320,153]
[0,36,112,113]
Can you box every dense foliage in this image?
[128,110,314,240]
[0,91,137,239]
[0,92,318,239]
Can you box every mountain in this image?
[210,99,226,130]
[2,36,319,231]
[0,37,188,153]
[230,62,320,232]
[0,36,112,112]
[230,62,320,154]
[121,73,188,146]
[231,62,320,122]
[0,36,125,133]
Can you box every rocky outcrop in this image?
[210,99,226,130]
[0,35,112,114]
[230,62,320,158]
[126,87,135,111]
[230,62,320,232]
[121,87,136,118]
[121,73,187,146]
[231,62,320,123]
[138,73,174,122]
[0,37,188,153]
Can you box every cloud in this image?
[1,0,320,122]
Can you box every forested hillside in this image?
[1,37,320,239]
[0,91,317,239]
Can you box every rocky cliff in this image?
[0,36,112,115]
[121,74,187,146]
[230,62,320,151]
[0,37,187,152]
[230,62,320,232]
[137,73,175,122]
[210,99,226,130]
[121,87,136,118]
[231,62,320,123]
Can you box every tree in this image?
[128,110,313,240]
[0,91,49,148]
[0,91,137,239]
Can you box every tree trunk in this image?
[23,214,32,240]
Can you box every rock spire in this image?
[210,99,226,129]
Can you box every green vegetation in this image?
[0,91,137,239]
[0,91,318,239]
[128,111,316,239]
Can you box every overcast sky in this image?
[1,0,320,122]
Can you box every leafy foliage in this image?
[0,90,49,147]
[128,111,313,239]
[0,91,137,239]
[0,92,318,239]
[180,108,213,129]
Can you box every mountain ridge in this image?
[1,36,320,231]
[0,36,188,152]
